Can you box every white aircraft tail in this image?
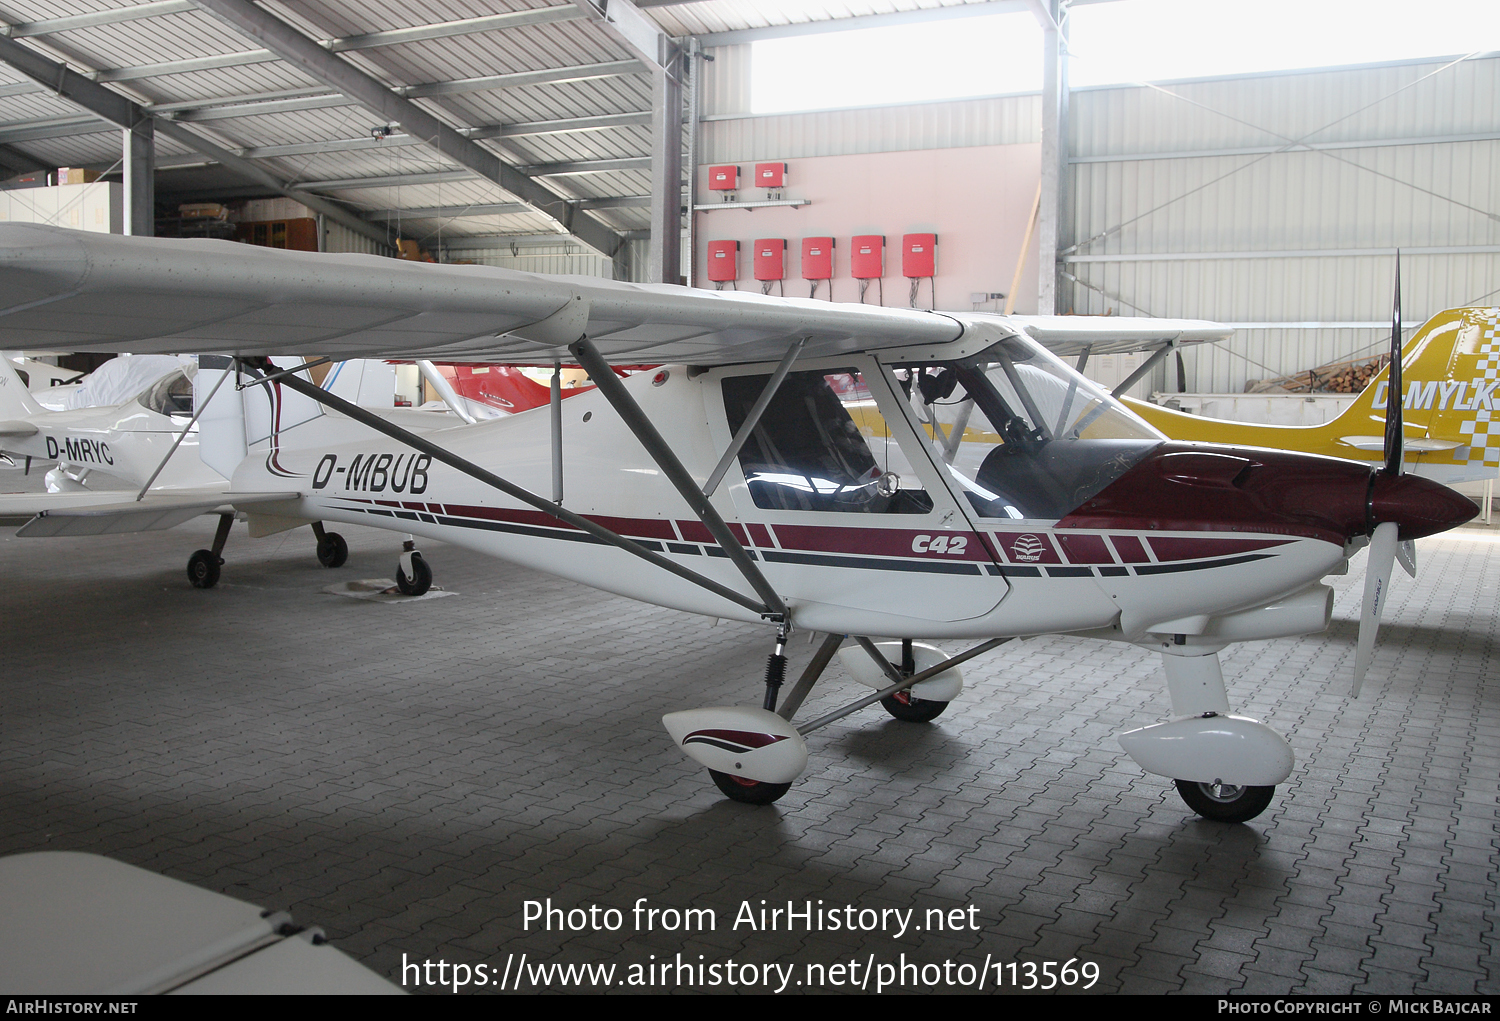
[194,356,247,479]
[323,359,396,407]
[0,352,47,419]
[195,358,396,479]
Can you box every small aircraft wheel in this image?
[709,769,791,806]
[395,552,432,596]
[879,689,949,722]
[316,531,349,569]
[187,549,221,590]
[1174,779,1275,823]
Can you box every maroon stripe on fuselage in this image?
[1054,533,1113,565]
[1110,535,1151,563]
[1147,536,1294,561]
[677,520,750,545]
[773,523,991,561]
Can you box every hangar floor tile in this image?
[1,502,1495,995]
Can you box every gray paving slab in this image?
[0,492,1496,995]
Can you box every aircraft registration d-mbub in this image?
[0,225,1476,821]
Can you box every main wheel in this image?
[879,689,949,722]
[709,769,791,805]
[317,531,348,568]
[395,552,432,596]
[1174,779,1275,823]
[187,549,221,589]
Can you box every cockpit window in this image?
[137,369,195,417]
[723,369,933,514]
[892,335,1162,520]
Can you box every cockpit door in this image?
[709,356,1008,627]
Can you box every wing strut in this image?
[793,636,1013,735]
[1110,339,1176,399]
[242,359,775,619]
[570,338,789,621]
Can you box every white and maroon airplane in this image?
[0,224,1473,822]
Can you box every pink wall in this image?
[693,143,1041,314]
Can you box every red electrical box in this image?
[902,233,937,277]
[801,237,834,279]
[706,239,739,282]
[754,238,786,281]
[755,162,787,188]
[708,165,739,192]
[850,235,885,279]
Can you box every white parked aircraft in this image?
[0,224,1474,821]
[0,351,442,581]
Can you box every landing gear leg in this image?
[878,638,950,722]
[396,536,432,596]
[1119,642,1290,824]
[312,521,348,568]
[187,512,234,589]
[707,624,795,805]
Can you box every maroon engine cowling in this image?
[1056,443,1477,545]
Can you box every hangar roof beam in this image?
[191,0,623,257]
[0,32,393,250]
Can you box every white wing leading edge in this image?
[0,225,1231,367]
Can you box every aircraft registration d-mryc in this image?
[0,224,1475,822]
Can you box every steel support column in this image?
[648,61,684,283]
[123,116,154,236]
[1035,0,1068,315]
[570,0,681,282]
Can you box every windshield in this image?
[890,335,1163,520]
[136,368,195,417]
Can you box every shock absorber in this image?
[762,623,790,711]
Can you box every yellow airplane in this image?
[1124,306,1500,487]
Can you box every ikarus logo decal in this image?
[1011,534,1046,562]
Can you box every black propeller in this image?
[1353,251,1408,695]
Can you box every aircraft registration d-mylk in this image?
[0,224,1475,821]
[1125,305,1500,486]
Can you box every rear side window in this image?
[722,369,933,514]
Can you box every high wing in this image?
[0,224,1227,366]
[1007,314,1232,357]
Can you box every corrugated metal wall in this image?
[700,45,1500,393]
[436,244,616,278]
[1066,55,1500,393]
[322,218,394,258]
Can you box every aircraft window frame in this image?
[136,369,196,418]
[716,360,949,517]
[878,336,1164,524]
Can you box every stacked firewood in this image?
[1246,353,1390,394]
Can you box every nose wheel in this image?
[1174,779,1275,823]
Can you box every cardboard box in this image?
[56,168,101,185]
